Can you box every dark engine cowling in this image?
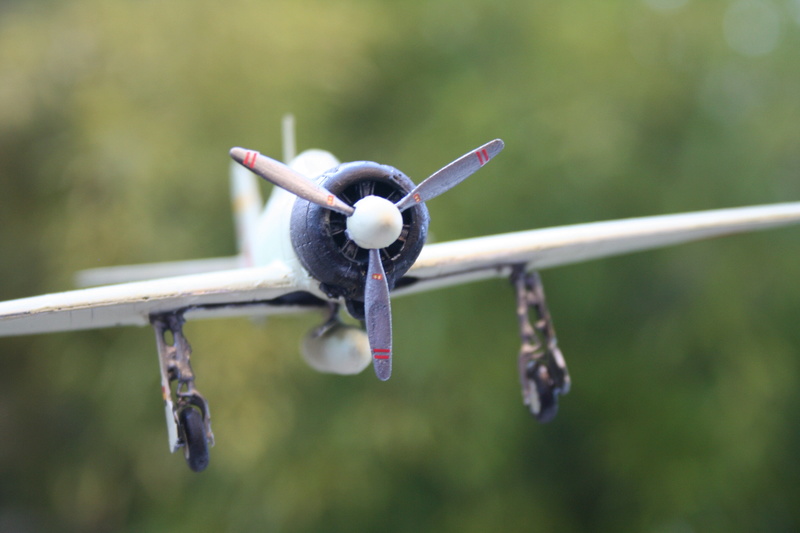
[290,161,430,319]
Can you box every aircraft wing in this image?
[74,256,243,287]
[0,262,320,337]
[396,202,800,296]
[3,202,800,337]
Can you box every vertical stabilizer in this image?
[236,116,340,267]
[282,114,296,164]
[230,161,263,266]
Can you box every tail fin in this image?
[282,114,296,163]
[230,161,263,266]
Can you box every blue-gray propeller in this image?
[395,139,504,212]
[231,140,504,380]
[366,249,392,381]
[229,147,354,216]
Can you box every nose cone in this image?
[346,195,403,249]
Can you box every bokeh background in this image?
[2,0,800,531]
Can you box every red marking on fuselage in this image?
[243,151,258,169]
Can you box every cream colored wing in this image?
[0,262,316,337]
[396,202,800,296]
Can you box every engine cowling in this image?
[290,161,430,319]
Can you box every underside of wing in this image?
[396,202,800,296]
[0,262,323,337]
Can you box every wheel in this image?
[526,360,560,423]
[179,407,209,472]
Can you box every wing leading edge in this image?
[397,202,800,295]
[0,262,312,337]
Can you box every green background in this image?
[2,1,800,531]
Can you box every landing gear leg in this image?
[151,313,214,472]
[511,265,571,422]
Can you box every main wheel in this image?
[179,407,209,472]
[526,360,559,423]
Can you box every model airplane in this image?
[3,116,800,472]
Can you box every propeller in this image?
[395,139,505,211]
[229,147,354,216]
[230,139,504,380]
[366,248,392,380]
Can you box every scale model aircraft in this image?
[2,116,800,472]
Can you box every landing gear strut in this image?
[152,313,214,472]
[511,266,571,422]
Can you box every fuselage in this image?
[231,149,342,302]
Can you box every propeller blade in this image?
[395,139,504,212]
[230,147,354,216]
[365,248,393,381]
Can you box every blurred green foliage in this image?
[2,0,800,531]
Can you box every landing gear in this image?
[178,405,210,472]
[511,266,571,422]
[152,313,214,472]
